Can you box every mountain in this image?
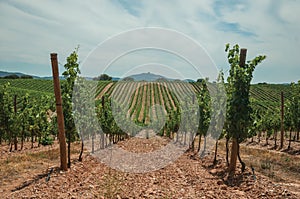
[124,72,170,81]
[0,71,39,78]
[121,72,197,82]
[0,71,66,79]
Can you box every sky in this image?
[0,0,299,83]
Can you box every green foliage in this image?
[3,74,19,79]
[210,71,226,140]
[225,44,266,141]
[197,79,211,137]
[62,47,81,143]
[94,74,112,81]
[290,81,300,132]
[0,79,54,94]
[0,79,55,147]
[40,135,54,146]
[264,109,280,136]
[96,95,127,139]
[0,83,13,142]
[73,77,99,142]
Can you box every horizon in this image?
[1,1,300,84]
[0,69,295,84]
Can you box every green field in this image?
[0,78,293,118]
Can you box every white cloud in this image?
[0,0,299,82]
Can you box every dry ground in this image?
[0,136,299,198]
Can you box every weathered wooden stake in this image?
[50,53,68,171]
[229,48,247,175]
[239,48,247,68]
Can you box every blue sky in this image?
[0,0,299,83]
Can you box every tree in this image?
[225,44,266,175]
[196,78,204,83]
[20,75,33,79]
[4,74,19,79]
[94,74,112,81]
[61,47,80,168]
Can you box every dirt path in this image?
[5,137,298,198]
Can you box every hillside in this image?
[125,72,169,81]
[0,70,64,80]
[0,71,39,78]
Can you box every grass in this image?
[0,141,82,195]
[218,140,300,183]
[100,168,123,198]
[0,148,59,188]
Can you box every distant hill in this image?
[184,79,195,83]
[121,72,196,82]
[0,71,65,79]
[0,70,196,82]
[123,72,166,81]
[112,77,120,81]
[0,71,39,78]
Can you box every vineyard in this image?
[0,78,297,150]
[1,74,300,197]
[0,79,293,141]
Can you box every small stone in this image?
[234,190,245,196]
[209,169,217,174]
[217,180,223,185]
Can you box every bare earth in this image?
[1,137,299,199]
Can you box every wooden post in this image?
[50,53,68,171]
[280,91,284,149]
[229,48,247,175]
[239,48,247,68]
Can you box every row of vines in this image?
[0,82,56,151]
